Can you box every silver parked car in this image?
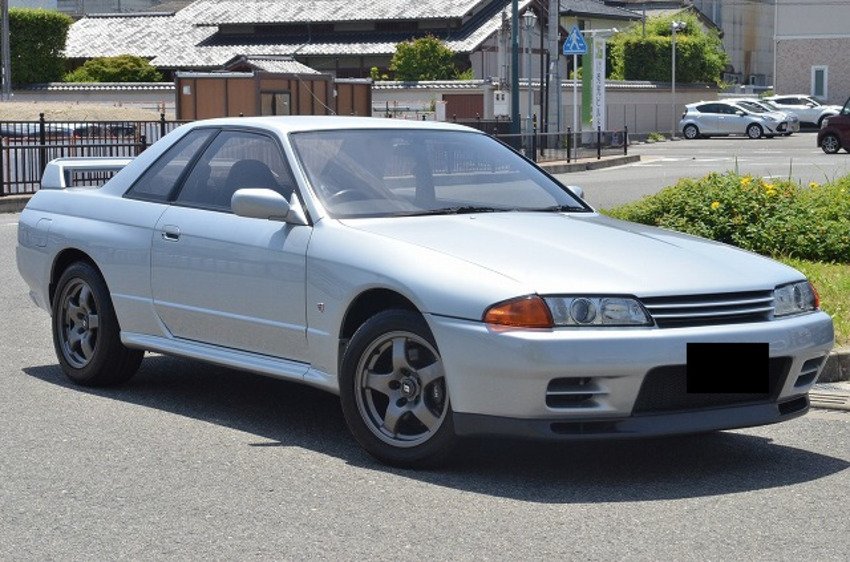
[726,98,800,135]
[17,117,834,467]
[680,101,789,139]
[763,95,841,128]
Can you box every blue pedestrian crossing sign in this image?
[563,25,587,55]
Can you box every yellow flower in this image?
[766,187,777,197]
[809,181,819,189]
[710,201,721,210]
[740,176,752,187]
[762,181,775,191]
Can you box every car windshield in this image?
[737,101,766,113]
[290,129,589,218]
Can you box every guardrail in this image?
[0,113,186,196]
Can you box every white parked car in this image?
[725,98,800,135]
[16,117,834,467]
[680,101,789,139]
[763,95,841,128]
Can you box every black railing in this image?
[495,118,629,163]
[0,113,186,196]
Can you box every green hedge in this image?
[609,14,727,85]
[10,8,72,85]
[65,55,163,83]
[605,172,850,263]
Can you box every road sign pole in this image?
[572,54,578,142]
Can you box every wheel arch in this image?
[338,288,422,369]
[49,248,101,308]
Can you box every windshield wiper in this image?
[404,206,508,216]
[528,204,587,213]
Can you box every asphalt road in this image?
[556,131,850,210]
[0,213,848,560]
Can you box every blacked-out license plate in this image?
[686,342,769,394]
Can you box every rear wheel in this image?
[52,262,143,386]
[746,123,763,139]
[339,310,456,467]
[682,124,699,140]
[821,133,841,154]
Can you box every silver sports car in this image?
[17,117,834,467]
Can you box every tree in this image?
[609,13,728,85]
[65,55,163,83]
[9,8,73,85]
[389,36,466,81]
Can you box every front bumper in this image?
[427,311,833,437]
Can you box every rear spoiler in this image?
[40,157,134,190]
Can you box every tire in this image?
[746,123,763,139]
[52,262,143,386]
[821,133,841,154]
[339,309,456,467]
[682,124,699,140]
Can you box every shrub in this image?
[65,55,163,83]
[9,8,73,85]
[605,171,850,263]
[390,36,466,81]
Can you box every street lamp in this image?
[523,9,537,153]
[670,20,686,138]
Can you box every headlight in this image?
[774,281,818,317]
[544,296,652,326]
[822,118,829,128]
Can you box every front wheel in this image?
[746,123,763,139]
[821,133,841,154]
[52,262,143,386]
[339,310,456,467]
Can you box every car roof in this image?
[183,116,483,135]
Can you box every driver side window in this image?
[175,130,295,212]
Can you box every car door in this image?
[150,128,311,362]
[694,104,719,134]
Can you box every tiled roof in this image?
[192,0,487,26]
[559,0,641,20]
[66,0,532,69]
[226,56,322,74]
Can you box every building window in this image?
[812,66,828,100]
[261,92,291,116]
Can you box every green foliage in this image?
[390,36,466,81]
[646,131,666,142]
[65,55,163,83]
[9,8,73,85]
[609,13,728,85]
[605,171,850,263]
[781,258,850,345]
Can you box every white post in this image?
[572,54,578,135]
[671,24,677,139]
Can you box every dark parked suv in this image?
[818,97,850,154]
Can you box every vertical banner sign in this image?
[581,38,593,129]
[591,36,607,130]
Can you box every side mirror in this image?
[567,185,585,200]
[806,103,815,108]
[736,110,746,116]
[232,188,307,225]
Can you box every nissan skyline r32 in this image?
[16,117,834,467]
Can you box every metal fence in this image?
[495,125,629,163]
[0,113,185,196]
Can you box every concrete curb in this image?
[538,154,641,174]
[809,381,850,411]
[817,348,850,383]
[0,195,31,214]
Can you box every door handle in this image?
[161,225,180,241]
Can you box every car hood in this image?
[340,212,803,297]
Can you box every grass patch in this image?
[779,258,850,346]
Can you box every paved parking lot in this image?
[0,212,848,560]
[556,132,850,209]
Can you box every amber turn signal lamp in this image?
[484,295,553,328]
[810,282,820,309]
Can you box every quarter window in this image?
[175,130,295,211]
[125,128,215,202]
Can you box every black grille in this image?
[641,290,774,328]
[632,357,792,415]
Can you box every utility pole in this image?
[1,0,10,101]
[547,0,559,134]
[510,0,520,135]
